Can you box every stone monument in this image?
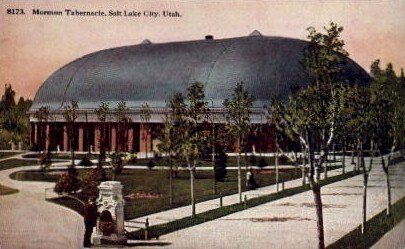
[93,181,127,245]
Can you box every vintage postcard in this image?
[0,1,404,249]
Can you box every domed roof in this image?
[31,34,370,111]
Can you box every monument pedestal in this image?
[93,181,127,246]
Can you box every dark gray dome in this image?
[31,35,370,111]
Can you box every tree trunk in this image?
[70,125,75,169]
[312,183,325,249]
[189,159,196,217]
[360,139,367,234]
[301,146,306,185]
[361,172,368,234]
[237,137,242,203]
[276,148,279,192]
[356,141,361,172]
[212,137,216,195]
[386,171,391,216]
[342,140,346,174]
[381,155,391,216]
[169,159,173,207]
[351,146,355,166]
[307,132,325,249]
[323,152,328,179]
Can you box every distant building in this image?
[29,31,370,155]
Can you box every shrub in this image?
[54,172,81,194]
[39,150,52,172]
[129,155,137,165]
[153,153,162,162]
[249,155,257,165]
[111,153,124,175]
[147,159,155,170]
[279,155,290,164]
[258,158,268,168]
[215,148,228,181]
[79,153,93,167]
[81,168,103,200]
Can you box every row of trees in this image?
[0,84,32,149]
[270,22,404,249]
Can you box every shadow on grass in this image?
[0,184,19,195]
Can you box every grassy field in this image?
[10,170,61,182]
[0,151,20,159]
[0,159,37,170]
[12,164,340,220]
[0,183,18,195]
[21,152,299,167]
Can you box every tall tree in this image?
[158,113,176,206]
[140,103,152,158]
[95,102,109,179]
[64,100,78,170]
[344,85,373,234]
[272,22,348,249]
[224,82,255,203]
[34,106,50,151]
[115,101,131,152]
[370,60,404,216]
[35,106,52,171]
[168,82,207,217]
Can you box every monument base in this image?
[93,233,127,246]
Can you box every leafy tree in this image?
[341,85,373,233]
[64,100,78,171]
[369,60,405,216]
[157,113,177,206]
[272,22,348,249]
[205,104,229,194]
[115,100,131,153]
[35,106,52,172]
[0,84,16,112]
[224,82,254,203]
[34,106,50,151]
[0,84,32,149]
[140,103,152,158]
[168,82,207,217]
[95,102,109,179]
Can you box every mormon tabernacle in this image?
[29,31,370,156]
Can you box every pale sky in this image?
[1,0,404,99]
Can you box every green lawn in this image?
[10,170,61,182]
[0,184,18,195]
[0,159,37,170]
[21,152,301,167]
[133,154,297,167]
[12,164,340,220]
[0,151,20,159]
[22,152,97,160]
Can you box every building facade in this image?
[29,31,370,154]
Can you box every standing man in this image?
[83,198,98,248]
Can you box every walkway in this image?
[124,161,344,232]
[145,157,405,248]
[0,158,84,249]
